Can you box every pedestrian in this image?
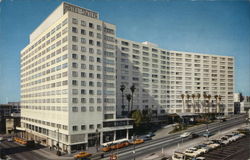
[49,146,52,151]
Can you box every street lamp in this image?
[132,133,136,160]
[95,129,99,152]
[56,128,61,156]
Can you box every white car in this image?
[180,132,191,138]
[193,145,209,154]
[184,149,199,158]
[186,147,203,156]
[220,136,230,145]
[204,141,219,149]
[172,151,186,160]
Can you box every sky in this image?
[0,0,250,104]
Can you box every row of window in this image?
[21,18,67,60]
[22,116,68,130]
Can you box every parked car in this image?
[191,133,200,138]
[193,145,209,153]
[186,147,203,155]
[74,152,92,159]
[130,139,144,145]
[180,132,192,138]
[195,157,206,160]
[146,132,155,137]
[140,135,152,141]
[172,151,186,160]
[220,136,230,145]
[184,149,199,158]
[203,132,214,137]
[237,128,250,135]
[203,141,219,149]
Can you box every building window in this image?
[72,45,78,51]
[97,25,101,31]
[72,98,78,103]
[81,125,86,130]
[72,54,77,59]
[81,106,86,112]
[72,18,78,24]
[72,107,78,112]
[72,27,77,33]
[81,38,86,44]
[81,29,86,35]
[81,89,86,95]
[89,31,94,37]
[81,20,86,26]
[89,40,94,45]
[72,36,78,42]
[89,124,94,129]
[72,80,78,86]
[89,106,94,112]
[72,126,78,131]
[89,23,94,28]
[97,106,102,111]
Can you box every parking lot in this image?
[204,135,250,160]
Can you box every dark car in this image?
[140,135,152,141]
[146,132,155,137]
[203,132,214,137]
[191,133,200,138]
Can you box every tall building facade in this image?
[20,3,132,153]
[116,39,234,115]
[20,2,234,152]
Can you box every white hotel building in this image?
[20,2,234,152]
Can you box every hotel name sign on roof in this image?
[63,2,99,19]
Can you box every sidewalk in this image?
[32,147,74,160]
[139,124,245,160]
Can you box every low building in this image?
[0,104,21,134]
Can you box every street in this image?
[102,115,246,160]
[0,140,49,160]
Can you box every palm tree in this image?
[191,94,196,113]
[218,95,222,115]
[197,93,201,113]
[203,92,207,114]
[130,85,136,113]
[186,94,190,112]
[214,95,218,114]
[120,84,126,114]
[207,94,211,114]
[181,94,185,113]
[126,94,132,117]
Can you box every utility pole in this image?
[133,134,136,160]
[96,129,99,152]
[56,127,60,156]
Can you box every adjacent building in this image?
[234,93,250,114]
[116,39,234,115]
[20,2,234,153]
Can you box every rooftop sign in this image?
[63,3,99,19]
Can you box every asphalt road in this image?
[103,115,246,160]
[0,140,49,160]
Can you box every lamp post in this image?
[132,133,136,160]
[56,127,61,156]
[95,129,99,152]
